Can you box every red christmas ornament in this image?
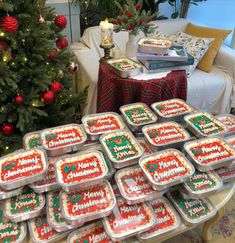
[55,15,67,29]
[50,82,63,94]
[1,16,19,33]
[41,90,55,104]
[0,40,8,50]
[15,95,24,104]
[48,50,57,60]
[1,123,14,135]
[56,37,68,50]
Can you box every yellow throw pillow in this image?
[185,23,231,72]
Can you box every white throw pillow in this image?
[168,31,214,76]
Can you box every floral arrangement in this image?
[111,0,157,35]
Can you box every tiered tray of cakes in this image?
[1,100,235,243]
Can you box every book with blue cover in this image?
[137,45,188,62]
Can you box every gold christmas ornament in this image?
[58,69,64,78]
[38,15,45,24]
[67,62,79,73]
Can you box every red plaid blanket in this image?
[97,64,187,113]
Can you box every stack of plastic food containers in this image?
[1,99,235,243]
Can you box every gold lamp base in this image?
[99,44,114,64]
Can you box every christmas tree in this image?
[0,0,87,155]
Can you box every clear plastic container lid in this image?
[181,170,223,196]
[55,150,108,190]
[215,165,235,182]
[138,38,172,54]
[23,131,42,149]
[137,137,154,155]
[29,157,59,192]
[102,197,155,241]
[110,178,121,197]
[216,114,235,132]
[28,213,69,243]
[119,102,157,128]
[138,197,180,240]
[67,221,114,243]
[184,137,235,169]
[226,135,235,147]
[82,112,125,136]
[40,123,87,151]
[99,129,143,165]
[46,191,78,231]
[184,112,227,137]
[4,188,45,222]
[60,180,116,223]
[0,148,48,190]
[142,121,190,147]
[115,165,166,203]
[0,186,24,200]
[0,209,27,243]
[139,149,195,190]
[167,190,216,225]
[151,98,192,118]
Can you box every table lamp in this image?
[99,18,114,63]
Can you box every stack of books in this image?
[137,45,194,73]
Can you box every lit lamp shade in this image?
[100,19,114,48]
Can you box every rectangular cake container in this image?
[216,114,235,134]
[115,165,167,205]
[23,131,41,149]
[107,58,142,79]
[4,221,27,243]
[40,124,87,157]
[137,197,181,241]
[99,129,144,169]
[28,217,70,243]
[0,148,48,191]
[142,121,190,151]
[167,190,216,226]
[119,103,157,132]
[184,138,235,172]
[80,144,116,180]
[139,149,195,191]
[151,98,192,122]
[4,193,45,223]
[0,187,24,200]
[215,164,235,182]
[46,192,80,232]
[60,180,116,226]
[55,150,108,192]
[138,38,172,55]
[184,112,228,138]
[82,112,125,141]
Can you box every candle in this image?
[100,18,114,48]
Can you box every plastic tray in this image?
[136,137,154,155]
[29,157,60,194]
[0,209,27,243]
[138,197,180,241]
[119,102,157,132]
[99,129,144,169]
[80,144,116,180]
[23,131,42,149]
[138,38,172,55]
[107,58,142,78]
[60,180,116,226]
[179,170,223,199]
[40,123,87,157]
[184,112,227,138]
[0,148,48,190]
[82,112,125,141]
[102,197,155,241]
[216,114,235,134]
[184,137,235,171]
[215,164,235,182]
[142,121,190,151]
[167,190,216,226]
[28,213,70,243]
[151,98,192,121]
[56,150,108,192]
[115,165,167,205]
[139,148,195,191]
[4,188,45,223]
[67,221,113,243]
[46,191,80,232]
[0,186,24,200]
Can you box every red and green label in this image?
[28,134,41,149]
[105,135,139,161]
[112,60,135,71]
[0,210,24,243]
